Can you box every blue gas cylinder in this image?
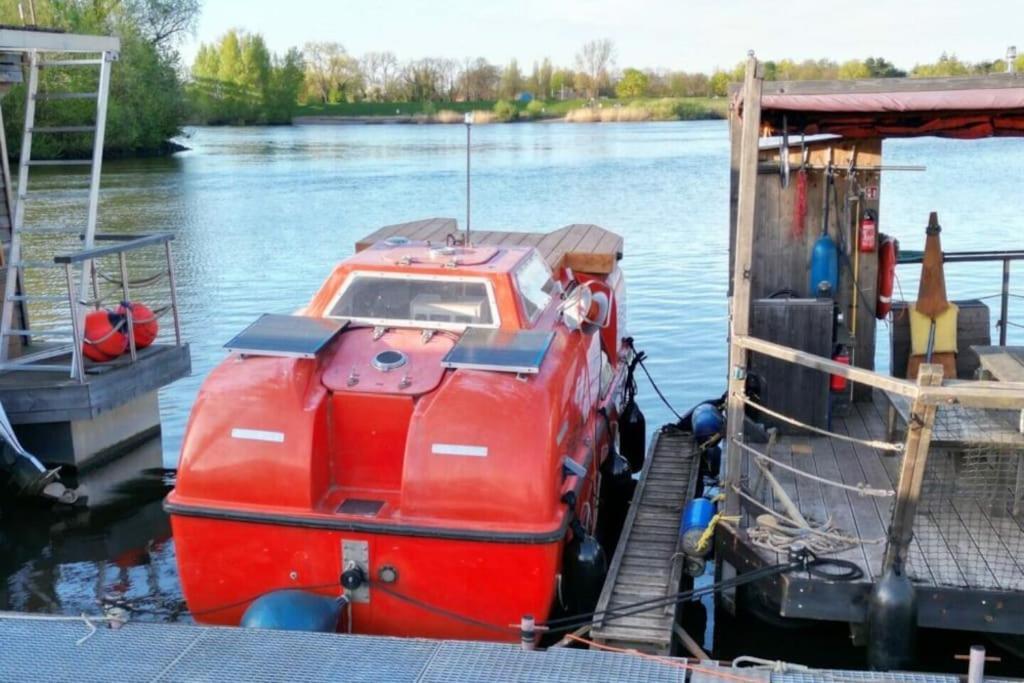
[809,234,839,297]
[679,497,716,557]
[241,589,343,632]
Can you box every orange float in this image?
[117,301,159,348]
[82,309,127,362]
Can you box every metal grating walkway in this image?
[1,615,1010,683]
[591,425,700,654]
[0,615,688,683]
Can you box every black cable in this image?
[540,553,863,634]
[189,581,343,618]
[636,355,683,421]
[372,582,511,636]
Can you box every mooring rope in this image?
[736,440,895,498]
[96,269,167,288]
[0,611,127,646]
[730,485,885,552]
[733,392,903,452]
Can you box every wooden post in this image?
[725,54,763,516]
[882,363,944,572]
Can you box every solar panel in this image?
[442,328,554,374]
[224,314,347,359]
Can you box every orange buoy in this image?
[83,310,127,361]
[876,235,898,320]
[117,301,159,348]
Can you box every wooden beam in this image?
[735,334,919,398]
[0,29,119,54]
[762,73,1024,97]
[883,364,943,573]
[724,54,763,517]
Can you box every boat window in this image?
[328,273,498,329]
[515,252,557,322]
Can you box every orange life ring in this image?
[876,235,898,319]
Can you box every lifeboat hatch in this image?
[337,499,385,516]
[441,328,554,374]
[372,349,407,372]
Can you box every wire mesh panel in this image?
[911,405,1024,591]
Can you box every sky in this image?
[181,0,1023,73]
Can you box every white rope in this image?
[96,269,167,288]
[730,485,885,551]
[734,392,903,452]
[0,611,127,646]
[736,440,895,498]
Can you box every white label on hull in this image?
[231,428,285,443]
[431,443,488,457]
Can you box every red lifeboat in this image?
[166,239,639,641]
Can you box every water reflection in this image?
[0,438,186,622]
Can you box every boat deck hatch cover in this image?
[224,314,347,359]
[337,499,385,516]
[441,328,554,374]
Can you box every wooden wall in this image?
[729,119,883,399]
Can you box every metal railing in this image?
[54,232,182,382]
[897,249,1024,346]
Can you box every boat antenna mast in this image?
[464,111,473,247]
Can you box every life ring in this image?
[876,234,898,319]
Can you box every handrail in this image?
[733,334,1024,409]
[895,248,1021,346]
[54,233,174,264]
[897,249,1024,264]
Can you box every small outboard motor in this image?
[563,520,607,615]
[241,589,347,632]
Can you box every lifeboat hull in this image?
[171,514,562,641]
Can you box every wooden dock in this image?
[718,392,1024,633]
[591,426,699,654]
[356,217,623,275]
[0,343,190,467]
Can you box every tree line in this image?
[3,3,1023,152]
[0,0,196,157]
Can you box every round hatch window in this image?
[372,349,407,372]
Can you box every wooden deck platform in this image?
[592,426,699,654]
[0,343,190,467]
[719,392,1024,634]
[356,218,624,275]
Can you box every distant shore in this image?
[291,97,728,125]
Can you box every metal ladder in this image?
[0,48,115,377]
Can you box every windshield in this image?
[328,273,497,329]
[515,252,557,322]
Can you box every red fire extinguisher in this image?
[831,346,850,392]
[859,209,877,253]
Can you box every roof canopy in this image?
[745,74,1024,140]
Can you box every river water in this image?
[2,121,1022,668]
